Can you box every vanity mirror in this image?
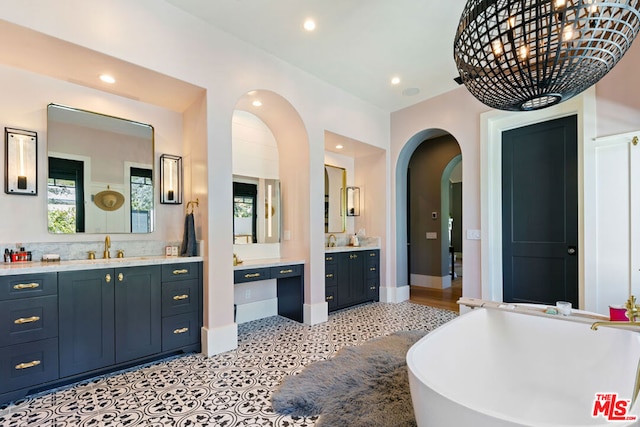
[233,175,281,244]
[47,104,154,234]
[324,164,346,233]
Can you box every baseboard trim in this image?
[304,302,328,325]
[411,274,452,289]
[201,323,238,357]
[381,285,410,303]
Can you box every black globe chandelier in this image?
[453,0,640,111]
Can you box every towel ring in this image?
[186,198,199,214]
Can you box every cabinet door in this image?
[348,252,367,304]
[114,266,161,363]
[59,269,114,377]
[336,252,352,307]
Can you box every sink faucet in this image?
[103,235,111,259]
[328,234,337,247]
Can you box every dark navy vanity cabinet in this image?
[0,260,202,405]
[325,249,379,312]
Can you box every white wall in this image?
[0,0,390,355]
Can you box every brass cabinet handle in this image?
[326,295,334,301]
[105,274,111,283]
[173,327,189,334]
[280,269,293,274]
[370,267,376,271]
[13,283,40,290]
[118,273,124,282]
[15,360,41,370]
[326,273,334,278]
[370,286,377,290]
[14,316,40,324]
[244,273,261,278]
[369,253,377,257]
[173,294,189,301]
[173,269,189,275]
[325,256,333,261]
[350,254,358,259]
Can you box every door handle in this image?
[567,246,577,255]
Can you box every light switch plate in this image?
[426,232,437,240]
[467,229,481,240]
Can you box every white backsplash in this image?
[0,240,196,262]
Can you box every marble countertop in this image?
[324,244,380,253]
[233,258,305,270]
[0,255,204,276]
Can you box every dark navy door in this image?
[502,115,578,306]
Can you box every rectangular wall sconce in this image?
[4,128,37,196]
[160,154,182,204]
[346,186,360,216]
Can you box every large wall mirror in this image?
[325,164,346,233]
[233,175,281,244]
[47,104,154,234]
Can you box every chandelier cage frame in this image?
[453,0,640,111]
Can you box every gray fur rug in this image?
[271,330,427,427]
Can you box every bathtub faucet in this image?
[591,296,640,331]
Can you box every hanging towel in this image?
[181,212,197,257]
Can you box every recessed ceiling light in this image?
[391,76,401,85]
[252,100,263,107]
[336,144,344,150]
[99,74,116,84]
[303,19,316,31]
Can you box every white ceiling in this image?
[164,0,467,113]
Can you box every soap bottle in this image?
[3,249,9,263]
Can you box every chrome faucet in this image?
[103,235,111,259]
[328,234,337,247]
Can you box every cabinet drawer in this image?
[367,279,379,301]
[234,268,271,283]
[325,264,338,286]
[161,263,199,282]
[0,296,58,347]
[162,312,199,351]
[367,264,379,278]
[325,287,338,312]
[0,273,57,301]
[162,280,199,317]
[270,264,302,279]
[0,338,59,394]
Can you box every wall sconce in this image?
[346,186,360,216]
[160,154,182,204]
[4,128,37,196]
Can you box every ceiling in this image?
[164,0,467,113]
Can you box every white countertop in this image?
[233,258,305,270]
[324,244,380,253]
[0,255,203,276]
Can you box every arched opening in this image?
[232,90,310,323]
[396,130,463,312]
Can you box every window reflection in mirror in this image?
[233,176,280,244]
[324,164,346,233]
[47,104,154,234]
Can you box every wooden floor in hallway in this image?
[410,258,462,313]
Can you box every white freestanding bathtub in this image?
[407,307,640,427]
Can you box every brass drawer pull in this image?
[325,256,333,261]
[15,360,41,370]
[326,295,334,301]
[174,327,189,334]
[280,269,293,274]
[369,253,377,257]
[370,267,376,271]
[14,316,40,325]
[173,294,189,301]
[350,254,358,259]
[13,283,40,290]
[105,274,111,283]
[173,269,189,275]
[326,273,334,278]
[370,286,376,290]
[244,273,261,278]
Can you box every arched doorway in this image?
[396,130,463,312]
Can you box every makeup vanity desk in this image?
[233,258,305,323]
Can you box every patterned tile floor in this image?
[0,302,456,427]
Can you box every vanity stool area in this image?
[233,259,305,323]
[0,257,203,405]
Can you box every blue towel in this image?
[181,212,197,256]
